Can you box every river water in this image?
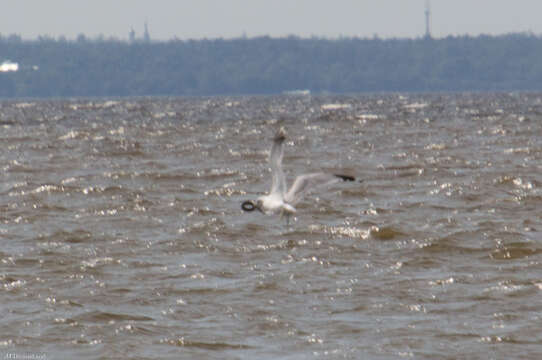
[1,93,541,359]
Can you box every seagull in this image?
[241,127,355,221]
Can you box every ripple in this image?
[490,246,541,260]
[73,311,154,323]
[310,224,371,240]
[369,226,407,241]
[159,337,253,350]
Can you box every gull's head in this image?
[255,198,264,212]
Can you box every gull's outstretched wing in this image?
[269,128,287,196]
[284,172,355,205]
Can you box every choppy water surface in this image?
[1,93,542,359]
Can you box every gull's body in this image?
[242,128,355,219]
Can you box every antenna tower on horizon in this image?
[144,21,151,42]
[425,0,432,39]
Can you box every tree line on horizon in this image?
[1,33,542,97]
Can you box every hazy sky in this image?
[2,0,541,41]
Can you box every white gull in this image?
[241,128,355,221]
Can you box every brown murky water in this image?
[1,93,541,359]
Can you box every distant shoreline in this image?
[1,33,541,97]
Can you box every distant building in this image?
[129,28,136,43]
[143,22,151,42]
